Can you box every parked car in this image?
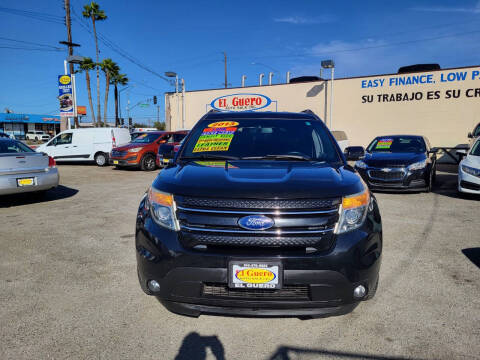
[156,131,189,167]
[36,128,131,166]
[350,135,438,192]
[110,131,176,171]
[135,111,382,319]
[457,137,480,194]
[26,131,51,142]
[331,130,349,152]
[0,138,58,195]
[467,122,480,147]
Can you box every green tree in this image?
[132,122,148,128]
[78,57,97,125]
[82,2,107,126]
[153,121,166,130]
[100,58,119,127]
[110,72,128,127]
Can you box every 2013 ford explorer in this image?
[135,111,382,318]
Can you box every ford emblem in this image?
[238,215,275,231]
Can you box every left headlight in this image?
[461,164,480,177]
[408,160,427,171]
[146,187,179,231]
[335,189,370,234]
[128,147,143,153]
[355,160,367,169]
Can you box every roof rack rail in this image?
[301,109,315,115]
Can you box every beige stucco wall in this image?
[166,66,480,147]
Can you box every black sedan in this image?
[346,135,438,192]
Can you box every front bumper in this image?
[458,169,480,194]
[135,198,382,318]
[356,167,429,192]
[0,168,59,195]
[110,155,139,166]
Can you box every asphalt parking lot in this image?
[1,165,479,360]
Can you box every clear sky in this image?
[1,0,479,125]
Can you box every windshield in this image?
[0,139,34,153]
[180,118,341,163]
[470,139,480,156]
[367,136,426,153]
[131,133,161,144]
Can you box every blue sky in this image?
[1,0,480,125]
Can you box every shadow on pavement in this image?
[268,346,427,360]
[462,248,480,269]
[175,332,225,360]
[0,185,78,208]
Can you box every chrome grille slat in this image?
[181,224,333,235]
[176,205,337,215]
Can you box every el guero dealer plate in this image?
[228,260,282,289]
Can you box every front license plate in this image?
[113,160,119,165]
[17,178,34,187]
[162,159,169,164]
[229,261,282,289]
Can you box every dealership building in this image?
[0,113,61,138]
[165,65,480,149]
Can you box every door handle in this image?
[72,146,77,148]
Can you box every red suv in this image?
[110,131,173,171]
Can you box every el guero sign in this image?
[210,93,272,112]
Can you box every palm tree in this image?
[78,57,97,125]
[100,58,119,127]
[110,73,128,127]
[82,2,107,125]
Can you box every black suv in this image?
[135,111,382,318]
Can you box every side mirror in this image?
[428,148,439,154]
[468,132,473,139]
[456,149,467,159]
[344,146,365,161]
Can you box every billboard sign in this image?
[58,75,74,117]
[210,93,272,112]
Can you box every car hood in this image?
[363,152,426,168]
[152,160,364,199]
[463,154,480,168]
[114,142,150,151]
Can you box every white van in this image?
[36,128,131,166]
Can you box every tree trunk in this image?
[92,15,101,127]
[114,84,119,127]
[103,73,110,127]
[85,70,96,124]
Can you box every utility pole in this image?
[223,52,227,88]
[63,0,79,128]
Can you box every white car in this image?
[26,131,51,142]
[36,127,131,166]
[331,130,349,152]
[458,138,480,194]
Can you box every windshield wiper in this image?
[241,154,312,161]
[180,154,240,161]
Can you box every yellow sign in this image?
[17,178,34,186]
[208,121,239,128]
[59,75,71,85]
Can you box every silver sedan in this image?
[0,138,59,196]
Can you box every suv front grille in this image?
[111,150,127,157]
[202,283,310,300]
[175,195,340,249]
[368,169,405,181]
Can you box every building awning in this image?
[0,113,61,124]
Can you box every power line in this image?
[0,6,64,24]
[0,45,63,52]
[71,6,171,84]
[0,36,63,50]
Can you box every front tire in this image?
[140,153,156,171]
[95,152,107,167]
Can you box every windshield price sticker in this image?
[208,121,239,128]
[376,138,393,149]
[193,127,237,153]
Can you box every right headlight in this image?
[335,189,370,234]
[355,160,367,169]
[128,147,143,153]
[145,187,179,231]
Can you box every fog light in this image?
[147,280,161,293]
[353,285,367,299]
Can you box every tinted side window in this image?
[474,124,480,137]
[174,133,186,142]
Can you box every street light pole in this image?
[321,60,335,129]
